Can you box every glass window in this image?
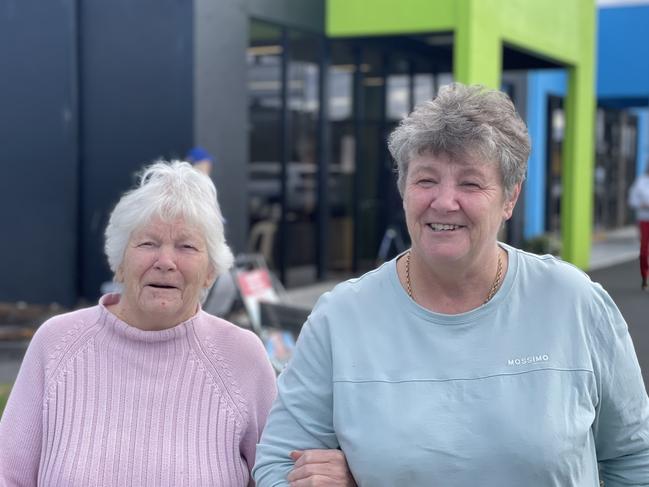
[387,74,409,120]
[327,42,356,273]
[436,72,454,92]
[247,21,322,286]
[248,21,283,266]
[284,30,321,285]
[414,74,434,105]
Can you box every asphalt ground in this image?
[588,259,649,391]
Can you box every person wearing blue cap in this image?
[187,146,214,176]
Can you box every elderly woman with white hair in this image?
[0,161,276,486]
[253,83,649,486]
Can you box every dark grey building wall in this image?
[0,0,79,306]
[79,0,194,299]
[194,0,324,252]
[194,0,249,252]
[1,0,323,305]
[247,0,324,32]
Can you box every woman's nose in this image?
[154,245,177,271]
[429,183,460,211]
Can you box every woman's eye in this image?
[181,244,198,251]
[138,241,154,248]
[461,181,480,188]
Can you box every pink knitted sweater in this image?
[0,294,277,486]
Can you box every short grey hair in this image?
[388,82,531,199]
[104,160,234,280]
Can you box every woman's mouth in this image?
[427,223,464,232]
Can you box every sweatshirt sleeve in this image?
[0,326,48,486]
[252,316,337,487]
[589,288,649,485]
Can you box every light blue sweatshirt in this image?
[253,245,649,486]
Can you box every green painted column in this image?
[560,0,596,269]
[562,68,596,268]
[454,0,501,88]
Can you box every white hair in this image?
[104,160,234,282]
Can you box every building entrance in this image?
[248,27,537,286]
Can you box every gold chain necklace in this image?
[405,250,503,305]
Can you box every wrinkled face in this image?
[403,152,520,267]
[116,217,215,330]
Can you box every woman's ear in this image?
[204,265,218,289]
[503,183,522,221]
[115,267,124,283]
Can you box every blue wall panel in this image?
[597,6,649,100]
[525,70,567,239]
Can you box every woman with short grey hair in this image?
[254,83,649,486]
[0,161,276,485]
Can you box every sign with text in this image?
[236,268,278,331]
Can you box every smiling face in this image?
[114,217,216,330]
[403,152,520,269]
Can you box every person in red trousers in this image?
[629,163,649,290]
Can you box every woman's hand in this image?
[287,449,357,486]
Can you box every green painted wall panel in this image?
[496,0,585,65]
[328,0,589,66]
[454,0,501,88]
[327,0,456,36]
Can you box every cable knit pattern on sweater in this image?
[0,294,277,487]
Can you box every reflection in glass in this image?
[387,74,409,120]
[414,74,434,105]
[327,42,356,272]
[248,22,282,268]
[284,30,321,285]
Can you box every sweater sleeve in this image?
[235,330,278,486]
[589,287,649,485]
[252,315,337,487]
[0,324,49,486]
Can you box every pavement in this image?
[1,226,646,386]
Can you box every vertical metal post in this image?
[352,43,363,273]
[74,0,84,301]
[408,58,415,112]
[316,36,330,280]
[379,50,390,233]
[279,28,289,284]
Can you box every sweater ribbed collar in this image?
[99,293,201,343]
